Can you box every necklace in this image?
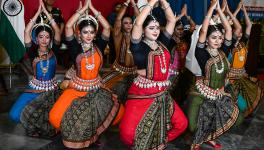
[143,40,167,74]
[38,50,49,76]
[206,47,224,74]
[81,42,95,70]
[236,43,245,62]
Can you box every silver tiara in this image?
[77,14,99,31]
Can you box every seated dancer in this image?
[226,1,263,117]
[9,0,61,138]
[49,0,119,148]
[101,0,139,125]
[186,0,239,149]
[167,4,196,104]
[119,0,188,149]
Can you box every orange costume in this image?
[49,35,119,149]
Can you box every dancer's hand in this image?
[210,0,218,10]
[216,0,221,11]
[181,4,187,16]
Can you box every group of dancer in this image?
[8,0,263,149]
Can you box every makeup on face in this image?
[37,31,51,46]
[81,26,96,44]
[144,21,160,41]
[207,31,223,49]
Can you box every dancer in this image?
[9,0,61,138]
[186,0,239,149]
[119,0,188,149]
[102,0,139,125]
[227,2,263,117]
[168,4,196,104]
[49,0,119,148]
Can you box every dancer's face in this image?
[144,20,160,41]
[37,31,51,48]
[174,24,184,38]
[207,31,223,49]
[80,26,96,44]
[122,17,133,33]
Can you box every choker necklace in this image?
[206,47,224,74]
[143,40,167,74]
[143,39,157,50]
[38,50,49,76]
[81,42,95,70]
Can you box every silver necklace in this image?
[207,47,224,74]
[237,43,245,62]
[81,42,95,70]
[38,50,49,76]
[143,40,167,74]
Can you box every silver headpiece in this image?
[77,14,99,31]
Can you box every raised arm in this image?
[24,0,42,44]
[114,0,130,36]
[88,0,111,38]
[226,4,242,37]
[65,0,88,38]
[132,0,158,40]
[212,0,227,24]
[216,0,232,40]
[159,0,176,34]
[131,0,140,17]
[198,0,217,43]
[175,4,186,24]
[233,2,242,17]
[241,4,252,35]
[41,1,61,43]
[184,4,196,32]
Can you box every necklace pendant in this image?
[161,68,166,74]
[86,64,95,70]
[42,67,48,74]
[216,68,224,74]
[239,56,245,61]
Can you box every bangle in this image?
[95,12,101,19]
[132,4,137,8]
[29,19,35,24]
[145,4,153,10]
[205,15,211,20]
[123,2,129,7]
[162,3,170,10]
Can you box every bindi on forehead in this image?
[82,27,95,33]
[210,31,222,37]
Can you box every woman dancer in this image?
[168,4,196,104]
[187,0,239,149]
[101,0,139,125]
[119,0,188,149]
[49,0,119,148]
[227,2,262,117]
[9,0,61,138]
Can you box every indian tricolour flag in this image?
[0,0,25,65]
